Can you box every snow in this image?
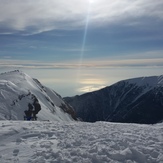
[125,75,163,87]
[112,75,163,109]
[0,121,162,163]
[0,70,74,121]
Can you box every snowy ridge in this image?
[0,70,75,121]
[121,75,163,87]
[65,75,163,124]
[0,121,162,163]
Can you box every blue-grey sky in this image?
[0,0,163,96]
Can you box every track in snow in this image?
[0,121,163,163]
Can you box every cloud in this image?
[0,0,163,35]
[78,85,106,93]
[100,50,163,60]
[79,78,106,85]
[0,50,163,69]
[2,56,12,59]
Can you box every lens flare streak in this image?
[76,2,92,88]
[78,4,91,68]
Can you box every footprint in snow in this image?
[16,138,22,145]
[13,149,19,156]
[40,141,53,148]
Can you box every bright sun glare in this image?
[89,0,94,3]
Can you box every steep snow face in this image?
[0,121,162,163]
[65,75,163,124]
[0,70,75,121]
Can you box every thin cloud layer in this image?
[0,0,163,35]
[0,57,163,69]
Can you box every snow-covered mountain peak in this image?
[158,75,163,85]
[65,74,163,124]
[1,70,36,87]
[117,75,163,88]
[0,70,76,121]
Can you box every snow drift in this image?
[0,70,76,121]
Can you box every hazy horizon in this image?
[0,68,162,97]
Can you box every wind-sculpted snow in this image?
[0,121,162,163]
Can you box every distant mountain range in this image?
[0,70,76,121]
[64,75,163,124]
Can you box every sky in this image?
[0,0,163,97]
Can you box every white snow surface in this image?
[0,70,73,121]
[0,121,162,163]
[125,75,163,87]
[111,75,163,108]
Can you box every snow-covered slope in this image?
[65,75,163,124]
[0,121,162,163]
[0,70,76,121]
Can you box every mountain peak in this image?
[65,75,163,124]
[0,70,76,121]
[0,70,23,75]
[118,75,163,87]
